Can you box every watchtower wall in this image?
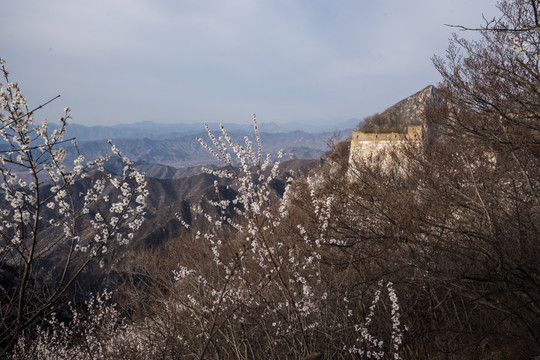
[348,126,423,168]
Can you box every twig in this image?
[14,94,61,122]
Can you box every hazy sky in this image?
[2,0,497,126]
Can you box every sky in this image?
[2,0,498,127]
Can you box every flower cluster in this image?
[510,35,540,59]
[11,291,169,360]
[0,60,147,259]
[349,280,406,359]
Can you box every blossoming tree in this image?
[0,60,147,352]
[169,116,406,359]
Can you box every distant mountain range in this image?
[75,129,347,168]
[53,86,438,171]
[5,87,435,181]
[62,118,361,142]
[128,158,320,249]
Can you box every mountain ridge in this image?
[77,130,344,168]
[60,119,360,142]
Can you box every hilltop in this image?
[356,85,437,133]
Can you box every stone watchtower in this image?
[347,85,435,171]
[348,126,423,170]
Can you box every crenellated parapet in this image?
[349,125,422,158]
